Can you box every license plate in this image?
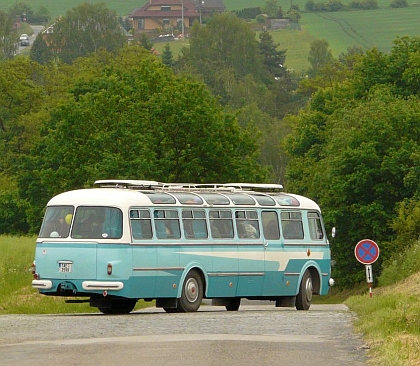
[58,261,73,273]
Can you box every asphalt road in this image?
[18,25,44,53]
[0,303,367,366]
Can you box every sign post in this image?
[355,239,379,297]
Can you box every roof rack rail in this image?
[94,180,283,192]
[94,180,162,189]
[222,183,283,191]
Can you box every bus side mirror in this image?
[331,227,336,238]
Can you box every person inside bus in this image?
[264,220,280,240]
[79,213,102,238]
[283,221,304,239]
[49,216,70,237]
[238,221,258,238]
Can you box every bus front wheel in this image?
[178,270,203,312]
[296,270,313,311]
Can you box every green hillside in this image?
[2,0,420,72]
[1,0,411,18]
[302,7,420,56]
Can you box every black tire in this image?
[178,270,203,312]
[226,298,241,311]
[296,270,313,310]
[97,299,136,314]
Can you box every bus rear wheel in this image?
[178,270,203,312]
[97,299,137,314]
[226,298,241,311]
[296,270,313,310]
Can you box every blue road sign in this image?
[355,239,380,265]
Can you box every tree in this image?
[17,46,268,232]
[262,0,282,17]
[177,13,266,102]
[138,32,154,51]
[307,39,334,77]
[284,37,420,288]
[0,58,45,174]
[34,6,50,23]
[48,3,127,64]
[161,43,174,67]
[8,2,34,22]
[0,10,18,60]
[258,30,287,80]
[30,32,54,64]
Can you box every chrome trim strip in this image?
[32,280,53,289]
[284,272,300,276]
[207,272,265,277]
[131,242,265,247]
[133,267,184,271]
[284,243,328,247]
[82,281,124,290]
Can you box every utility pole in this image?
[181,0,184,40]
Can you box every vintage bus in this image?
[32,180,334,314]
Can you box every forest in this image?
[1,3,420,289]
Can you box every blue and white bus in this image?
[32,180,334,314]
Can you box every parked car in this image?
[20,34,30,46]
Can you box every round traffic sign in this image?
[355,239,380,265]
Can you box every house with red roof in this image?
[128,0,225,35]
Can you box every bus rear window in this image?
[39,206,74,238]
[72,207,123,239]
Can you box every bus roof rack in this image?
[94,180,283,192]
[94,180,162,189]
[221,183,283,191]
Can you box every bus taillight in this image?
[31,261,39,279]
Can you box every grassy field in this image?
[153,27,315,72]
[0,236,149,314]
[2,0,419,73]
[302,7,420,56]
[0,0,406,17]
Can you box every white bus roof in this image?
[47,183,321,211]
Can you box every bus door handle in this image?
[263,241,268,248]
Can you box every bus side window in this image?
[209,210,233,239]
[235,210,260,239]
[262,211,280,240]
[182,209,208,239]
[154,209,181,239]
[308,211,324,240]
[281,211,304,240]
[130,209,152,239]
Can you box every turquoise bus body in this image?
[32,181,333,313]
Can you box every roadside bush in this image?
[390,0,408,7]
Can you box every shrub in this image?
[390,0,408,7]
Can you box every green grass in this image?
[0,236,149,314]
[302,7,420,56]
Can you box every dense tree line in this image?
[1,1,420,289]
[284,36,420,287]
